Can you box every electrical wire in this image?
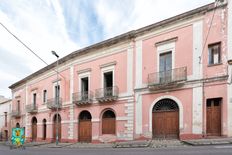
[0,22,65,79]
[199,1,218,64]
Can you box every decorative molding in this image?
[15,95,21,99]
[155,37,178,47]
[99,61,117,68]
[52,78,61,83]
[77,68,92,74]
[30,87,38,92]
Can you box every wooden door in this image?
[32,123,37,141]
[79,120,92,142]
[153,110,179,138]
[53,120,61,141]
[102,118,115,134]
[43,124,47,140]
[207,99,221,136]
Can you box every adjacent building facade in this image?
[0,96,11,141]
[9,0,232,143]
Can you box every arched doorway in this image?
[31,117,37,141]
[16,123,20,128]
[78,111,92,142]
[102,110,116,134]
[42,119,47,140]
[53,114,61,142]
[152,99,179,139]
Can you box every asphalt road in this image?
[0,145,232,155]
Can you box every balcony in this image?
[46,97,62,110]
[95,86,119,102]
[73,91,93,106]
[26,104,38,113]
[11,110,21,118]
[148,67,187,90]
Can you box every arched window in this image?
[102,110,116,134]
[79,111,92,120]
[153,99,179,112]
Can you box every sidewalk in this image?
[2,138,232,149]
[182,138,232,146]
[151,139,187,148]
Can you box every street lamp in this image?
[51,51,59,146]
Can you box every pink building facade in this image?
[9,0,232,143]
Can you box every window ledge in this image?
[208,63,222,67]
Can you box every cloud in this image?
[0,0,79,97]
[93,0,214,39]
[0,0,214,98]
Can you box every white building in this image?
[0,95,11,141]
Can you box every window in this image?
[43,90,47,103]
[81,77,89,100]
[4,112,7,127]
[159,52,172,83]
[206,98,222,107]
[104,71,113,88]
[104,71,113,96]
[17,100,20,111]
[208,42,221,65]
[33,93,37,106]
[55,85,60,99]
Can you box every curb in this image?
[181,140,232,146]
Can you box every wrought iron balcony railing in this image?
[95,86,119,102]
[73,91,93,105]
[46,97,62,110]
[11,110,21,118]
[26,104,38,113]
[148,67,187,89]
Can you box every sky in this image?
[0,0,214,98]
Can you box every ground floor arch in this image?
[152,98,179,139]
[42,119,47,140]
[78,110,92,142]
[102,109,116,135]
[16,123,20,128]
[53,114,61,142]
[31,117,37,141]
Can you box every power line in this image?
[199,2,218,64]
[0,22,65,79]
[0,22,49,66]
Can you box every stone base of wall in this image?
[25,137,78,143]
[179,134,203,140]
